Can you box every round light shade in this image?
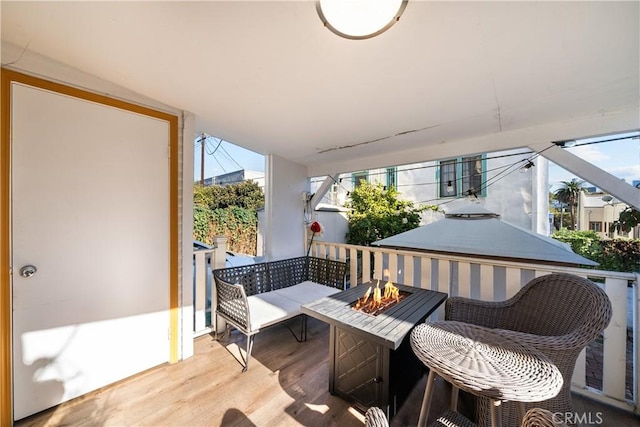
[317,0,408,40]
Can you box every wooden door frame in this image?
[0,69,180,424]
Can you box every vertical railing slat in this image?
[374,250,383,280]
[349,247,359,287]
[194,251,207,332]
[362,249,371,283]
[505,267,522,299]
[388,252,398,282]
[601,277,629,400]
[479,264,494,301]
[404,255,414,287]
[458,261,471,298]
[572,349,587,389]
[420,257,431,290]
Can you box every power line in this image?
[312,144,555,206]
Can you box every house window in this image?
[386,167,397,190]
[462,155,483,196]
[438,155,485,198]
[439,160,457,197]
[329,183,339,205]
[352,171,368,187]
[589,221,602,232]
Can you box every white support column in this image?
[265,154,308,260]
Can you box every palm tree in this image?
[554,179,586,230]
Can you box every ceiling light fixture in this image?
[316,0,408,40]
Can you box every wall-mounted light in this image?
[552,140,577,148]
[519,160,535,173]
[446,181,453,193]
[316,0,408,40]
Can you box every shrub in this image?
[345,181,435,246]
[552,229,640,273]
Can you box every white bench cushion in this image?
[273,281,341,306]
[247,281,340,331]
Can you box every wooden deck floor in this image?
[16,318,639,427]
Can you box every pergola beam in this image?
[529,142,640,210]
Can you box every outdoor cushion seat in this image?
[247,292,302,330]
[248,282,341,330]
[214,256,346,371]
[273,280,341,305]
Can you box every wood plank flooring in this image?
[15,318,639,426]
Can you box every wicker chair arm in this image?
[364,407,389,427]
[214,277,251,333]
[445,296,514,329]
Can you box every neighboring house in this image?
[312,148,549,235]
[201,169,265,189]
[579,191,639,239]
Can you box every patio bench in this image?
[212,256,346,371]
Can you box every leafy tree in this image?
[554,179,586,230]
[549,192,571,231]
[612,207,640,234]
[345,181,436,246]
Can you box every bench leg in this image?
[287,314,308,342]
[243,334,255,373]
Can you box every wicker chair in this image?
[445,273,612,427]
[521,408,568,427]
[364,407,566,427]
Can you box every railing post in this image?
[211,235,228,269]
[193,251,208,333]
[635,273,639,414]
[211,236,228,334]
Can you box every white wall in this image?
[264,154,308,260]
[313,208,350,245]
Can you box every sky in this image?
[547,132,640,192]
[193,135,265,183]
[194,132,640,193]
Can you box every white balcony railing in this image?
[192,240,639,414]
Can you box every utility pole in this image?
[200,133,205,186]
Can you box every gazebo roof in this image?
[372,206,598,267]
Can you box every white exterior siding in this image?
[312,149,550,236]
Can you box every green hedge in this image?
[193,205,258,255]
[552,229,640,273]
[193,182,263,255]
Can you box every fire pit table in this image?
[300,281,447,419]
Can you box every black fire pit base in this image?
[329,325,425,419]
[300,282,447,420]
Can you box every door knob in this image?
[19,265,38,278]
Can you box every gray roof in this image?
[372,206,598,267]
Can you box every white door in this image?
[11,82,171,420]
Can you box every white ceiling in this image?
[2,1,639,175]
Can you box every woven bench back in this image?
[213,256,346,297]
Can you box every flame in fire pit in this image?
[354,279,407,316]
